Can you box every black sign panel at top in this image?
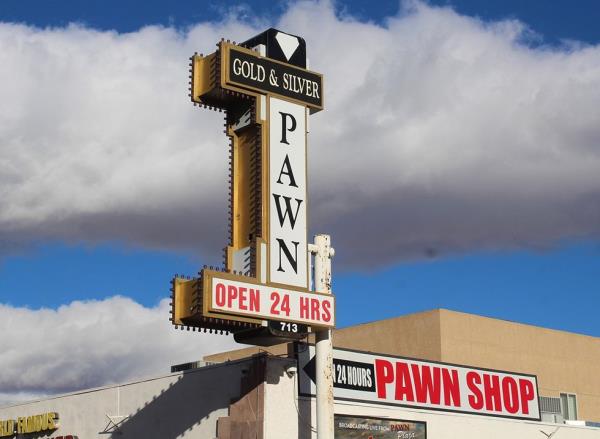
[302,355,376,392]
[242,28,307,68]
[225,46,323,110]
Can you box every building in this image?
[208,308,600,424]
[1,309,599,438]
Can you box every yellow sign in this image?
[172,29,333,338]
[0,412,58,437]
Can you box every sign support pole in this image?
[310,234,335,439]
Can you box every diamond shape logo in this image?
[275,32,300,61]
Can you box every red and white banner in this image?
[208,275,334,327]
[298,346,540,421]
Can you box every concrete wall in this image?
[0,358,255,439]
[263,357,299,439]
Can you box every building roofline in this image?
[0,355,259,410]
[338,308,599,340]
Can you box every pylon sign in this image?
[170,29,334,337]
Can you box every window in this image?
[560,393,578,420]
[540,396,561,414]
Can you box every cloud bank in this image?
[1,1,600,267]
[0,297,239,406]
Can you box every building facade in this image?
[208,308,600,424]
[1,309,599,438]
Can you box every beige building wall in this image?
[206,309,600,421]
[436,309,600,421]
[205,309,443,363]
[331,309,443,360]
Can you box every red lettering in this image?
[442,368,461,407]
[300,297,309,319]
[281,294,290,316]
[270,292,280,315]
[502,377,519,414]
[322,300,331,322]
[238,287,247,310]
[215,283,226,307]
[394,362,414,402]
[483,374,502,411]
[411,364,441,404]
[374,359,394,399]
[519,379,535,415]
[227,285,238,308]
[310,298,320,321]
[467,371,483,410]
[249,288,260,311]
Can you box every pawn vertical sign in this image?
[269,97,307,288]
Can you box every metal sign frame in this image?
[171,30,333,336]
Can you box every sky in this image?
[1,0,600,405]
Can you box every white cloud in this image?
[1,1,600,267]
[0,297,239,406]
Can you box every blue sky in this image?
[1,0,600,402]
[3,0,600,44]
[2,240,599,335]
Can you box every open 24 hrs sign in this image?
[203,270,335,327]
